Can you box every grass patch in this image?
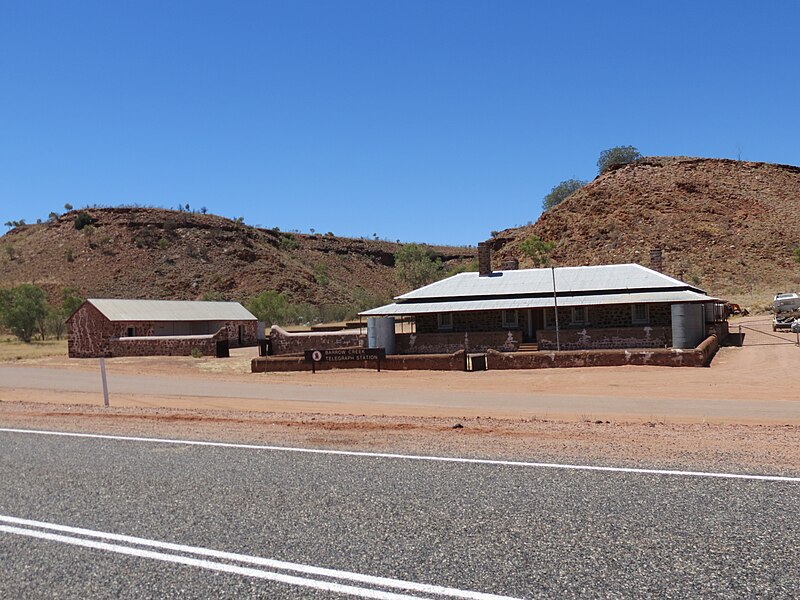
[0,336,68,362]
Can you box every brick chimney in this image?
[649,248,663,273]
[500,257,519,271]
[477,242,492,276]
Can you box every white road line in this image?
[1,427,798,483]
[0,524,429,600]
[0,515,519,600]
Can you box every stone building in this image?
[67,299,258,358]
[359,244,725,354]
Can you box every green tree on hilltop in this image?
[597,145,642,174]
[543,179,587,211]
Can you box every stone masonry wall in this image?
[252,351,465,373]
[396,330,520,354]
[269,325,366,356]
[108,329,226,357]
[488,334,720,369]
[68,302,117,357]
[415,304,671,337]
[537,326,672,351]
[222,320,259,347]
[252,335,721,372]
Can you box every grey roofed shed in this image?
[85,299,256,322]
[361,264,718,317]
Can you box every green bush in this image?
[518,236,555,267]
[313,264,330,286]
[395,243,444,289]
[74,211,93,230]
[0,284,48,342]
[191,348,203,359]
[279,234,298,251]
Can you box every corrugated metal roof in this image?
[397,264,700,301]
[87,299,256,322]
[360,290,717,316]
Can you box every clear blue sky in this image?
[2,1,798,246]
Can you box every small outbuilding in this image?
[67,299,258,358]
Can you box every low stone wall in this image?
[270,325,366,356]
[251,336,721,372]
[488,334,720,369]
[396,330,520,354]
[108,330,226,357]
[251,350,465,372]
[537,326,672,351]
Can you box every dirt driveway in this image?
[1,317,798,424]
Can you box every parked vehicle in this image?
[772,292,800,331]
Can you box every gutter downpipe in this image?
[551,266,561,351]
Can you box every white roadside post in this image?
[99,357,110,407]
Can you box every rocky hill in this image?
[3,157,799,315]
[0,208,474,313]
[491,157,800,306]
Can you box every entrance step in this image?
[517,343,538,352]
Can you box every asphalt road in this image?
[0,428,798,598]
[3,364,800,422]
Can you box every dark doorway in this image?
[238,325,244,345]
[215,340,230,358]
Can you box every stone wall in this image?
[269,325,366,356]
[68,302,117,357]
[252,336,721,372]
[222,320,259,347]
[537,326,672,351]
[487,334,720,369]
[108,330,226,357]
[415,303,673,336]
[416,311,525,333]
[252,350,465,372]
[395,330,520,354]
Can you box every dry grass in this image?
[0,336,68,362]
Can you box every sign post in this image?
[304,348,386,373]
[99,357,110,407]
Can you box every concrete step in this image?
[517,343,539,352]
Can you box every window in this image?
[437,313,453,330]
[570,306,589,326]
[543,309,555,329]
[126,327,136,337]
[631,303,649,325]
[502,310,518,328]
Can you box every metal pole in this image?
[551,266,561,351]
[99,357,109,407]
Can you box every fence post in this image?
[99,357,109,407]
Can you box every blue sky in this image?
[1,1,798,246]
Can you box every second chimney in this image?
[500,257,519,271]
[477,242,492,276]
[649,248,663,273]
